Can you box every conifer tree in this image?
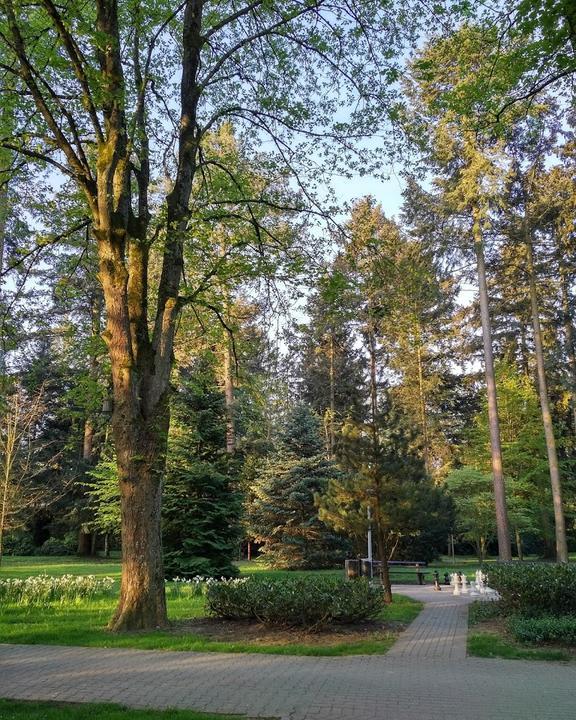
[318,400,450,603]
[248,404,348,569]
[163,359,243,578]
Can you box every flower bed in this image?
[0,574,115,606]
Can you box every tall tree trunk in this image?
[328,332,336,458]
[525,237,568,562]
[473,212,512,561]
[416,340,431,477]
[368,325,378,425]
[559,263,576,433]
[375,524,393,604]
[223,336,235,455]
[108,410,168,630]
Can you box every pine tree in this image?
[318,400,451,602]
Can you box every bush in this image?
[206,576,384,628]
[36,536,76,556]
[468,599,503,625]
[508,615,576,645]
[486,562,576,616]
[2,531,36,556]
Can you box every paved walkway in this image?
[1,585,575,720]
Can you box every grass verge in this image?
[0,699,263,719]
[467,600,573,662]
[1,557,422,656]
[468,632,571,662]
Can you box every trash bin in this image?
[345,559,359,578]
[361,559,373,577]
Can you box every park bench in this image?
[345,559,429,585]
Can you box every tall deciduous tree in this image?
[0,0,414,628]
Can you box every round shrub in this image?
[36,536,76,556]
[486,562,576,616]
[206,576,384,628]
[2,531,36,556]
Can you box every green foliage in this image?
[2,530,36,556]
[205,576,384,628]
[293,266,367,427]
[468,599,503,625]
[487,562,576,616]
[84,454,121,536]
[318,404,452,562]
[162,361,243,579]
[456,363,569,549]
[444,467,496,553]
[163,461,242,578]
[508,614,576,645]
[36,536,77,556]
[248,405,349,569]
[279,404,326,457]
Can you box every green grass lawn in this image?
[0,555,122,579]
[0,556,422,656]
[468,632,571,662]
[0,699,263,720]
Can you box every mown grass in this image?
[468,632,571,662]
[0,556,422,656]
[0,555,122,580]
[0,699,261,720]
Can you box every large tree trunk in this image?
[473,213,512,561]
[416,340,431,477]
[525,238,568,562]
[559,262,576,434]
[96,214,171,629]
[108,408,169,630]
[328,332,336,458]
[374,526,393,604]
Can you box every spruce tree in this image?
[162,359,243,578]
[248,405,349,569]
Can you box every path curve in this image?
[1,585,574,720]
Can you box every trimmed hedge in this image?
[486,562,576,616]
[508,615,576,645]
[206,576,384,628]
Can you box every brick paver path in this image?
[1,584,575,720]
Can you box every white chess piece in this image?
[452,573,461,596]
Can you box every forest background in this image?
[0,0,575,629]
